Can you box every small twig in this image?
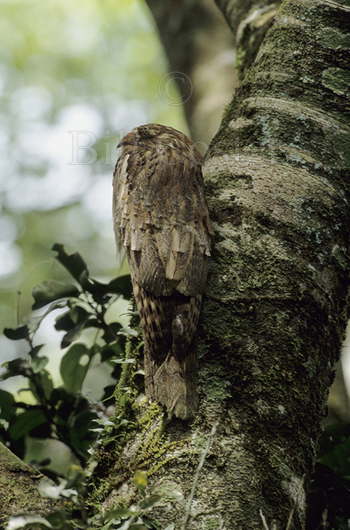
[260,474,305,530]
[259,509,270,530]
[285,508,294,530]
[285,475,305,530]
[182,421,219,530]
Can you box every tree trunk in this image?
[89,1,350,528]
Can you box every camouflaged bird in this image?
[112,124,212,419]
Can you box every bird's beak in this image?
[117,140,138,148]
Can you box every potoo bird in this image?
[112,124,212,419]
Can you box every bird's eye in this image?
[115,145,123,160]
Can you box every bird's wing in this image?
[113,145,212,296]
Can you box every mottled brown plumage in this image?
[112,123,212,419]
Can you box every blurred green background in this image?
[0,0,185,334]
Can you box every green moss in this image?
[202,516,223,529]
[318,28,350,50]
[112,337,138,420]
[88,396,186,509]
[333,131,350,168]
[0,443,59,524]
[235,46,246,73]
[89,478,113,505]
[199,365,231,403]
[133,401,184,476]
[322,67,350,96]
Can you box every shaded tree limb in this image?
[145,0,236,145]
[0,442,61,526]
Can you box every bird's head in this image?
[117,123,190,149]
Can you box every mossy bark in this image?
[90,1,350,529]
[0,442,60,527]
[215,0,281,77]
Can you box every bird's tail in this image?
[134,282,201,419]
[144,349,198,420]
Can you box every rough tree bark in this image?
[201,0,350,525]
[88,1,350,529]
[215,0,278,76]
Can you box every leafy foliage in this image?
[2,244,174,529]
[1,244,135,469]
[306,424,350,529]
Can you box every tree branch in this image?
[0,442,61,525]
[145,0,236,145]
[215,0,281,75]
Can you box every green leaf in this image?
[32,356,49,373]
[103,507,134,522]
[108,275,133,299]
[69,409,98,455]
[55,310,74,332]
[0,389,16,421]
[79,274,133,303]
[84,318,100,329]
[32,280,80,309]
[3,325,29,341]
[60,325,85,349]
[40,371,54,400]
[1,358,30,380]
[134,470,148,489]
[29,344,44,359]
[100,342,123,362]
[52,243,89,283]
[29,370,54,401]
[50,387,73,408]
[60,343,92,393]
[55,306,89,329]
[55,307,91,348]
[9,409,47,440]
[103,322,122,343]
[46,511,69,527]
[30,417,52,438]
[139,494,162,510]
[82,278,111,303]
